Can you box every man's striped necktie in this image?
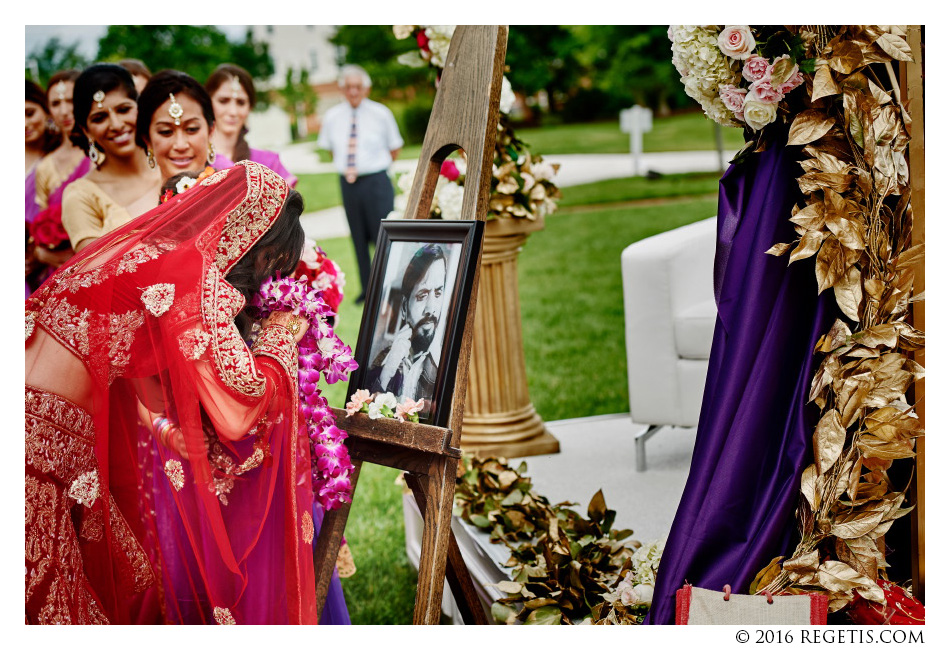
[345,110,358,184]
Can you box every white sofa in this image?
[621,217,718,471]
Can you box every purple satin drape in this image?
[646,134,837,624]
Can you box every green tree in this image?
[329,25,428,95]
[26,37,89,86]
[576,25,692,116]
[96,25,273,85]
[277,67,319,141]
[229,28,276,88]
[505,26,581,120]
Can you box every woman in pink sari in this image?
[36,70,92,218]
[30,70,93,287]
[26,161,319,624]
[205,64,298,188]
[26,79,59,296]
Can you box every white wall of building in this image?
[249,25,342,89]
[245,105,293,149]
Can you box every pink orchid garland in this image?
[252,275,359,510]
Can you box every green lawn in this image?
[519,198,717,422]
[311,173,720,622]
[557,171,720,209]
[295,173,343,213]
[516,111,745,156]
[309,112,743,173]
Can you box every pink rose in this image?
[717,26,756,60]
[742,55,769,82]
[719,84,747,113]
[440,159,460,181]
[416,30,430,52]
[780,71,804,94]
[750,77,784,104]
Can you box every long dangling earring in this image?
[207,142,216,165]
[88,141,101,167]
[147,148,156,169]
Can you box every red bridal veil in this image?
[26,161,318,624]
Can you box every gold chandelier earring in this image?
[147,148,156,169]
[207,142,216,165]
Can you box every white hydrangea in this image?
[631,538,665,586]
[393,25,414,40]
[499,76,516,115]
[425,25,456,68]
[669,25,742,128]
[436,181,465,220]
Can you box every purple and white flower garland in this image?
[252,276,359,511]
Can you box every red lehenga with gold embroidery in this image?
[25,161,318,624]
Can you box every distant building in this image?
[249,25,347,137]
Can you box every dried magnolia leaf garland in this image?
[454,455,659,624]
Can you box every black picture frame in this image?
[347,219,484,428]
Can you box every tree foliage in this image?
[26,38,89,86]
[586,26,689,114]
[506,26,581,105]
[329,25,429,95]
[96,26,273,85]
[504,25,693,122]
[277,67,319,140]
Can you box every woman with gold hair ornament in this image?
[60,64,160,253]
[205,63,297,187]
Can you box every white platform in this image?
[402,413,696,623]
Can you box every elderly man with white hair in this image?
[317,64,404,304]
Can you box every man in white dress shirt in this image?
[317,64,404,303]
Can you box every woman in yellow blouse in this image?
[61,64,160,252]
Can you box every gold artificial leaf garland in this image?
[755,25,923,611]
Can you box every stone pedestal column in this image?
[461,216,560,458]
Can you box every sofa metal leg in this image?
[634,424,663,472]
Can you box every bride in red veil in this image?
[26,161,319,624]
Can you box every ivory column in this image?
[461,216,560,458]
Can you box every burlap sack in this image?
[676,584,827,625]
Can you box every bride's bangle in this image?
[152,415,178,448]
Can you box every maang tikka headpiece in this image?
[168,93,183,126]
[230,76,242,99]
[93,90,105,108]
[55,81,68,102]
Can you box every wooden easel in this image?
[312,25,509,625]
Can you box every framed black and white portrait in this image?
[348,219,484,427]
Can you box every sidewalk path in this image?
[287,141,733,242]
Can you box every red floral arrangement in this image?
[847,580,924,625]
[295,239,345,313]
[30,204,70,250]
